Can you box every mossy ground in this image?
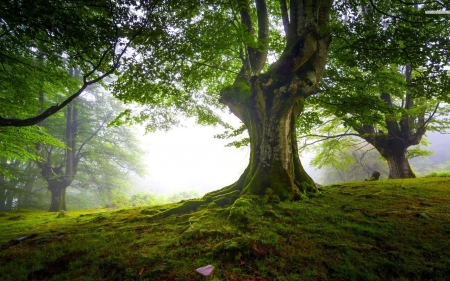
[1,177,450,280]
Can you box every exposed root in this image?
[142,163,318,220]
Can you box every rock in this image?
[196,265,215,277]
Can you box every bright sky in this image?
[138,120,250,195]
[138,117,319,196]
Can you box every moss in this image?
[234,80,251,100]
[212,190,240,207]
[228,196,255,225]
[140,209,161,215]
[264,188,273,196]
[56,211,70,218]
[219,80,252,103]
[213,237,255,261]
[263,209,279,218]
[150,200,207,219]
[181,229,225,241]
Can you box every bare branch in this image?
[76,112,113,158]
[298,132,360,149]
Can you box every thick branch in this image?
[251,0,269,74]
[298,132,361,149]
[380,92,401,136]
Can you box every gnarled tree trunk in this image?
[356,89,426,179]
[360,131,419,179]
[38,98,79,212]
[209,0,332,201]
[144,0,333,219]
[383,147,415,178]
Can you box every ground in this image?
[1,176,450,280]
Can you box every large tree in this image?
[112,1,450,211]
[300,1,450,179]
[212,0,333,199]
[115,0,334,204]
[303,64,449,179]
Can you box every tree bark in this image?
[49,183,67,212]
[220,87,317,200]
[384,147,415,178]
[0,189,7,211]
[359,133,418,179]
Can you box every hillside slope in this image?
[1,177,450,281]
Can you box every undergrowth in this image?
[1,177,450,280]
[426,170,450,177]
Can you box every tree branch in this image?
[76,112,113,158]
[0,25,145,127]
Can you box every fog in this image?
[137,120,321,196]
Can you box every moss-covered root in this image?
[142,190,241,220]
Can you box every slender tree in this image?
[36,81,144,211]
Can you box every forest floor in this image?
[1,176,450,281]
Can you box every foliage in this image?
[1,177,450,280]
[316,146,390,185]
[426,170,450,177]
[1,85,146,211]
[0,0,151,126]
[0,127,63,177]
[110,0,248,132]
[167,190,202,203]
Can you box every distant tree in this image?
[298,2,450,179]
[36,81,144,212]
[302,64,449,179]
[312,141,389,185]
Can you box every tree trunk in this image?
[0,189,6,211]
[49,183,67,212]
[382,147,415,179]
[364,134,417,179]
[219,88,317,200]
[5,190,14,211]
[208,0,331,202]
[38,86,80,212]
[356,90,425,179]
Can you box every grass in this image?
[1,177,450,280]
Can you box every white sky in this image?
[137,117,319,196]
[138,119,250,195]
